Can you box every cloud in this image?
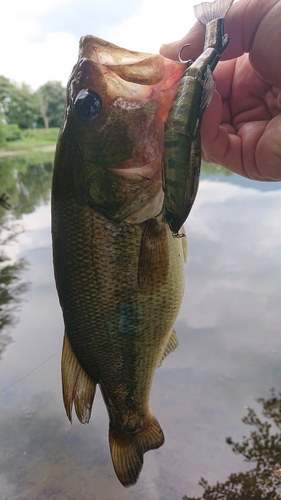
[1,0,197,89]
[107,0,196,54]
[1,0,78,89]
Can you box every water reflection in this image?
[0,152,53,217]
[0,250,28,359]
[0,225,28,360]
[0,192,11,210]
[183,388,281,499]
[0,155,281,498]
[0,153,53,361]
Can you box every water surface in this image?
[1,154,281,499]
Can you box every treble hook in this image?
[178,43,193,66]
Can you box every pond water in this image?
[0,152,281,499]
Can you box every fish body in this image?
[52,0,233,488]
[164,0,234,235]
[52,36,186,487]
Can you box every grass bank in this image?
[0,128,59,153]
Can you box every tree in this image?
[36,81,66,129]
[9,83,40,129]
[183,389,281,500]
[0,76,40,129]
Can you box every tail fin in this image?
[61,332,96,424]
[109,414,164,487]
[194,0,234,25]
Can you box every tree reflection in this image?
[183,389,281,500]
[0,231,28,359]
[0,152,53,218]
[201,161,233,177]
[0,193,11,210]
[0,153,53,358]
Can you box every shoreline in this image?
[0,144,56,158]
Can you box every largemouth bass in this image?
[52,0,233,487]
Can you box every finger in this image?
[160,21,205,61]
[256,116,281,180]
[200,91,244,175]
[201,106,278,181]
[160,0,280,68]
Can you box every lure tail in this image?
[194,0,234,25]
[195,0,234,53]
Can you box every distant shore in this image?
[0,128,59,158]
[0,144,56,158]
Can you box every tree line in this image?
[0,75,66,145]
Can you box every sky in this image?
[1,0,196,90]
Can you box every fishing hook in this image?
[172,231,186,239]
[178,44,193,66]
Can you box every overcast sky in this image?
[1,0,196,90]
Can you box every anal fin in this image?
[109,413,164,487]
[61,332,96,424]
[158,328,179,367]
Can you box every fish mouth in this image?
[85,154,164,225]
[107,155,164,224]
[107,155,163,183]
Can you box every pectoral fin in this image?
[61,333,96,424]
[138,218,169,293]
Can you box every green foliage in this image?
[36,81,66,128]
[4,124,22,141]
[0,127,59,151]
[0,120,6,147]
[22,127,59,142]
[0,122,22,146]
[9,86,40,129]
[0,76,40,129]
[0,75,65,141]
[183,389,281,500]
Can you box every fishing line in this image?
[0,349,61,393]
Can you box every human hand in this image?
[160,0,281,181]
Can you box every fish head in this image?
[60,36,185,223]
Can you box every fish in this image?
[164,0,234,235]
[52,0,233,487]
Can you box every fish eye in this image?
[73,89,102,120]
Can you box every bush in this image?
[5,124,22,141]
[0,121,6,147]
